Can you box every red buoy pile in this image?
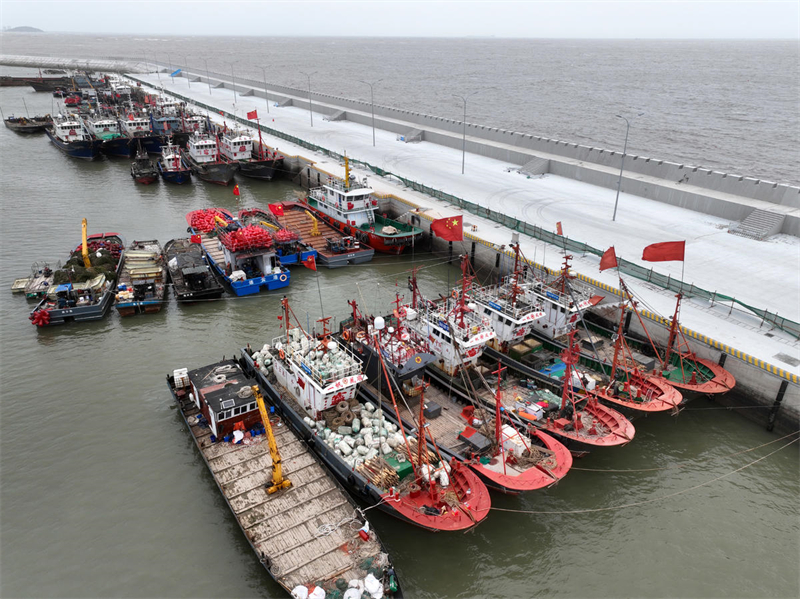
[189,209,229,233]
[220,225,273,251]
[29,309,51,327]
[274,228,299,243]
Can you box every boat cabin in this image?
[220,129,254,161]
[187,134,218,164]
[160,143,183,172]
[183,115,206,134]
[186,360,262,440]
[87,117,120,139]
[122,116,152,137]
[522,279,601,340]
[151,115,182,135]
[472,277,546,346]
[156,99,181,116]
[53,117,89,142]
[308,176,379,230]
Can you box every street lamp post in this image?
[202,58,212,95]
[229,63,238,104]
[166,54,173,76]
[183,56,191,88]
[612,112,644,222]
[453,91,478,174]
[153,53,161,82]
[259,66,270,114]
[300,71,317,127]
[358,78,383,147]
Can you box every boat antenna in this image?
[22,98,30,119]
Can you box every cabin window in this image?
[505,318,512,326]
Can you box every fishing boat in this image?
[219,126,284,181]
[83,113,131,157]
[26,76,73,91]
[3,113,52,133]
[476,241,681,414]
[167,358,402,599]
[119,112,161,154]
[241,300,492,532]
[115,240,167,316]
[237,208,317,267]
[590,282,736,397]
[186,208,290,296]
[29,222,124,327]
[256,201,374,268]
[340,296,572,494]
[156,140,191,184]
[182,132,238,185]
[22,261,57,299]
[304,157,422,254]
[130,144,158,184]
[45,114,103,160]
[164,238,225,302]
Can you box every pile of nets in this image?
[53,247,120,284]
[219,225,273,251]
[274,228,299,243]
[189,209,229,233]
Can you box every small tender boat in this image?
[23,261,56,299]
[164,238,225,302]
[130,144,158,184]
[167,358,402,598]
[115,240,167,316]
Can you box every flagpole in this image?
[314,265,325,318]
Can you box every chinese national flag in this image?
[247,109,258,120]
[430,215,463,241]
[190,234,201,244]
[642,241,685,262]
[233,184,240,197]
[599,246,618,271]
[303,255,317,271]
[556,221,563,236]
[268,204,284,217]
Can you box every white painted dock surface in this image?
[139,74,800,377]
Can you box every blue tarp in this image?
[55,283,73,293]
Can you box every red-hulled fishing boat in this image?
[242,299,491,532]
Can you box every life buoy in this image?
[279,273,288,282]
[342,329,351,341]
[451,289,458,299]
[414,356,422,364]
[278,349,286,360]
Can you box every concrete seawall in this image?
[189,68,800,236]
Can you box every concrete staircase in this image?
[518,156,551,177]
[323,109,347,122]
[397,129,424,143]
[728,209,786,241]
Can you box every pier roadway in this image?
[133,73,799,432]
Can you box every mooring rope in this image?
[570,429,800,472]
[490,435,799,515]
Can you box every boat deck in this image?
[175,388,382,590]
[278,203,360,260]
[198,232,226,268]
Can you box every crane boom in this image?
[81,218,91,268]
[252,386,292,494]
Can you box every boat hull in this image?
[100,137,132,157]
[157,160,192,184]
[238,157,283,180]
[5,120,50,133]
[32,288,116,325]
[45,129,102,160]
[164,238,225,302]
[183,155,239,185]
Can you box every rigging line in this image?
[491,436,799,515]
[570,429,800,472]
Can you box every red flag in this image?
[190,234,201,244]
[233,184,240,197]
[218,110,224,115]
[556,221,563,236]
[599,246,618,271]
[430,215,463,241]
[247,109,258,120]
[642,241,685,262]
[303,255,317,271]
[268,204,284,217]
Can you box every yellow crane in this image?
[252,386,292,494]
[81,218,92,268]
[304,210,320,236]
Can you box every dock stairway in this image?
[728,209,786,241]
[517,156,551,177]
[323,110,347,122]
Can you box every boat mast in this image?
[344,154,350,191]
[559,330,582,427]
[664,293,683,367]
[509,241,522,310]
[610,304,627,381]
[455,255,471,329]
[408,267,420,309]
[493,362,508,475]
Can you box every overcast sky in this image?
[0,1,797,39]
